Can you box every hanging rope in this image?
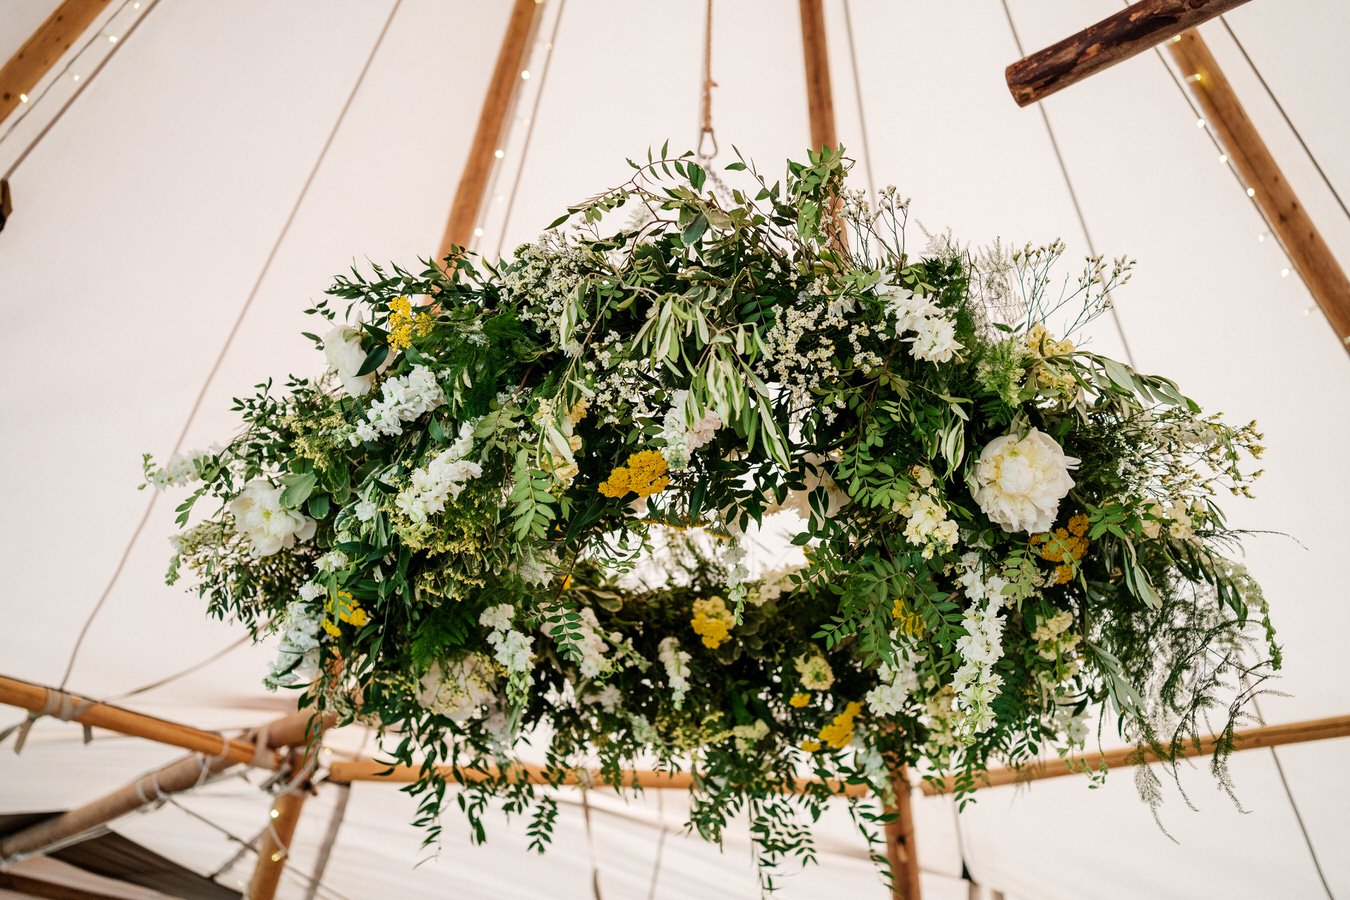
[0,687,93,753]
[490,0,569,259]
[839,0,876,201]
[1217,16,1350,224]
[696,0,718,161]
[53,0,405,694]
[999,0,1137,368]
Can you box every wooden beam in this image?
[1006,0,1251,107]
[922,712,1350,796]
[437,0,540,260]
[326,759,870,797]
[0,675,275,768]
[797,0,837,151]
[1168,29,1350,351]
[883,764,921,900]
[248,748,315,900]
[0,708,331,860]
[0,0,110,127]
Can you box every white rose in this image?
[228,480,317,556]
[974,428,1079,533]
[323,325,375,397]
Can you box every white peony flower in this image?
[228,480,316,557]
[323,325,375,397]
[974,428,1079,533]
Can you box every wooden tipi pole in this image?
[883,764,921,900]
[797,0,837,152]
[0,0,110,126]
[436,0,542,260]
[247,747,317,900]
[0,707,330,860]
[1168,29,1350,351]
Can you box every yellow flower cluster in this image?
[322,590,370,636]
[599,450,670,499]
[891,599,925,637]
[789,692,811,708]
[800,739,822,753]
[1026,323,1074,357]
[1031,514,1090,585]
[817,701,863,751]
[387,295,434,351]
[1025,324,1077,398]
[691,595,734,649]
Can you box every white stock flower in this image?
[488,628,534,674]
[353,498,379,522]
[479,604,515,632]
[974,428,1079,533]
[881,282,939,333]
[263,601,323,691]
[349,365,445,445]
[324,325,376,397]
[658,637,692,708]
[909,315,962,363]
[866,647,924,717]
[394,422,483,525]
[228,480,316,557]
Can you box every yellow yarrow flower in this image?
[800,739,822,753]
[817,701,863,751]
[691,595,734,649]
[789,692,811,708]
[599,450,670,499]
[387,295,434,351]
[325,590,369,633]
[1031,519,1090,584]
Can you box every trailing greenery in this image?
[148,146,1276,888]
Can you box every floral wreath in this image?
[149,146,1276,882]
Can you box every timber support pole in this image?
[437,0,541,260]
[247,748,317,900]
[797,0,837,151]
[0,0,110,127]
[883,764,921,900]
[1005,0,1252,107]
[0,706,332,861]
[1167,30,1350,351]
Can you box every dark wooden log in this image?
[1006,0,1252,107]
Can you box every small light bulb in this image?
[71,73,81,82]
[1218,154,1227,164]
[1280,267,1290,277]
[108,34,119,43]
[1246,187,1256,197]
[18,93,28,103]
[270,808,280,819]
[473,227,484,237]
[495,195,505,203]
[133,1,140,7]
[1257,234,1265,242]
[1196,118,1206,128]
[1185,73,1201,83]
[271,853,282,863]
[493,149,504,159]
[545,42,553,50]
[1172,35,1182,43]
[520,70,530,80]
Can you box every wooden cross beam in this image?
[437,0,542,260]
[0,0,110,127]
[1005,0,1253,107]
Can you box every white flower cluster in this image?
[350,365,444,445]
[585,683,623,713]
[1140,499,1199,541]
[881,281,963,363]
[755,279,873,421]
[323,324,377,397]
[144,448,212,490]
[974,427,1079,533]
[480,604,533,675]
[951,556,1009,736]
[794,652,835,691]
[657,637,692,708]
[499,230,588,349]
[228,480,316,557]
[394,422,482,525]
[661,390,722,471]
[731,719,770,753]
[263,600,323,691]
[894,467,959,559]
[417,655,495,722]
[866,644,925,717]
[1031,609,1080,663]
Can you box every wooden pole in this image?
[883,764,921,900]
[0,675,275,768]
[1005,0,1252,107]
[0,0,110,127]
[797,0,837,151]
[247,748,315,900]
[1168,29,1350,351]
[436,0,541,260]
[922,712,1350,796]
[326,759,869,797]
[0,708,331,860]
